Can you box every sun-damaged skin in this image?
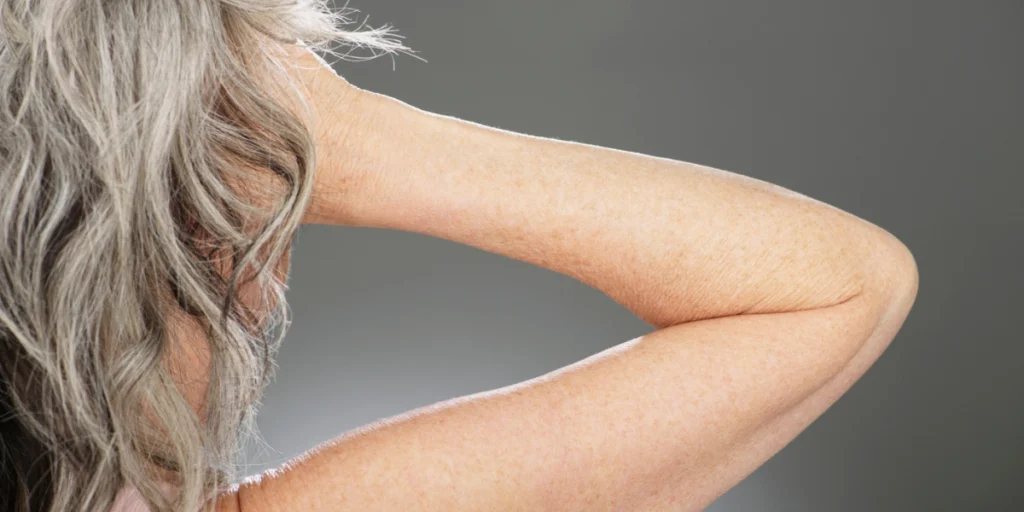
[195,46,918,512]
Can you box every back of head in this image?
[0,1,408,510]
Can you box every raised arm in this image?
[215,49,918,511]
[304,86,910,327]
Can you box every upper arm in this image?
[217,274,914,512]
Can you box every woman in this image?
[0,1,919,511]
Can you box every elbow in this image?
[865,229,920,316]
[878,234,920,342]
[847,228,919,365]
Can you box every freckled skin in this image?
[184,45,918,512]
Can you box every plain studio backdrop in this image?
[240,1,1023,510]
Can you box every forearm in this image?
[312,88,906,327]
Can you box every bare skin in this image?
[192,46,919,511]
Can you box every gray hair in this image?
[0,1,412,510]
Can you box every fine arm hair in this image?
[214,36,920,512]
[0,1,920,512]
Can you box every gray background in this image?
[242,1,1024,510]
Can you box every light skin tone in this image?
[150,45,923,511]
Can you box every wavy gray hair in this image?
[0,1,411,510]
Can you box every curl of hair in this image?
[0,1,413,510]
